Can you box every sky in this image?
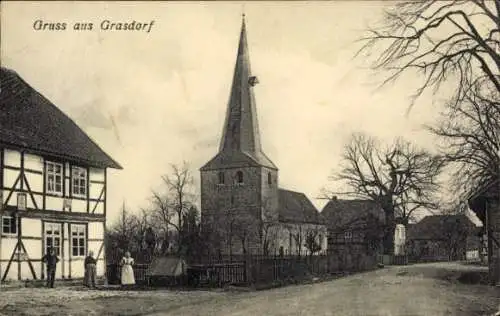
[1,1,478,225]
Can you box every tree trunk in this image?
[383,211,396,255]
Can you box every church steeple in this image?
[220,15,260,152]
[201,15,276,171]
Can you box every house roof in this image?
[467,179,498,224]
[321,198,385,231]
[200,150,276,171]
[0,67,122,169]
[406,214,478,240]
[278,189,323,225]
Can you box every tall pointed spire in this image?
[201,15,276,171]
[216,15,275,168]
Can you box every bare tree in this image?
[163,162,196,249]
[304,228,322,257]
[149,192,174,254]
[429,87,500,199]
[261,197,280,256]
[232,212,260,256]
[221,208,237,259]
[358,0,500,109]
[129,208,151,253]
[149,162,196,254]
[286,224,304,257]
[261,222,280,256]
[107,203,152,263]
[109,203,137,252]
[329,133,444,255]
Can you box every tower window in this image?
[218,172,225,184]
[267,172,272,185]
[236,171,244,184]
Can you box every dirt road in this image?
[1,262,499,316]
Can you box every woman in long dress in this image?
[84,251,97,288]
[120,251,135,287]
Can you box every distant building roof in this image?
[407,214,478,240]
[278,189,323,225]
[0,67,122,169]
[321,198,385,232]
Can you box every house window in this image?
[344,231,353,241]
[46,161,63,194]
[72,167,87,197]
[71,224,86,257]
[236,171,244,184]
[45,223,61,256]
[2,216,17,234]
[267,172,272,185]
[218,172,225,185]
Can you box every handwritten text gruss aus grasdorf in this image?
[33,20,156,33]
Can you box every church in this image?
[200,16,327,257]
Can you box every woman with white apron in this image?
[120,251,136,287]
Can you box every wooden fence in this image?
[106,253,379,287]
[192,253,378,286]
[106,263,150,285]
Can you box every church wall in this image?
[271,223,327,256]
[260,168,279,222]
[200,167,265,256]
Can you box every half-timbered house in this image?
[0,67,122,281]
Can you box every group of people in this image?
[41,247,136,289]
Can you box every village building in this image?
[467,179,500,285]
[321,197,409,265]
[199,16,327,257]
[321,198,385,257]
[0,67,122,281]
[406,214,481,263]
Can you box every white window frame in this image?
[2,216,17,235]
[71,224,86,257]
[72,166,87,197]
[44,222,62,256]
[344,231,353,240]
[46,161,63,195]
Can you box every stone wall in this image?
[200,167,268,256]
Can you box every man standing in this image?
[84,251,97,289]
[42,247,59,288]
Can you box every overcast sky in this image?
[2,1,472,225]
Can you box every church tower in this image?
[200,15,279,256]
